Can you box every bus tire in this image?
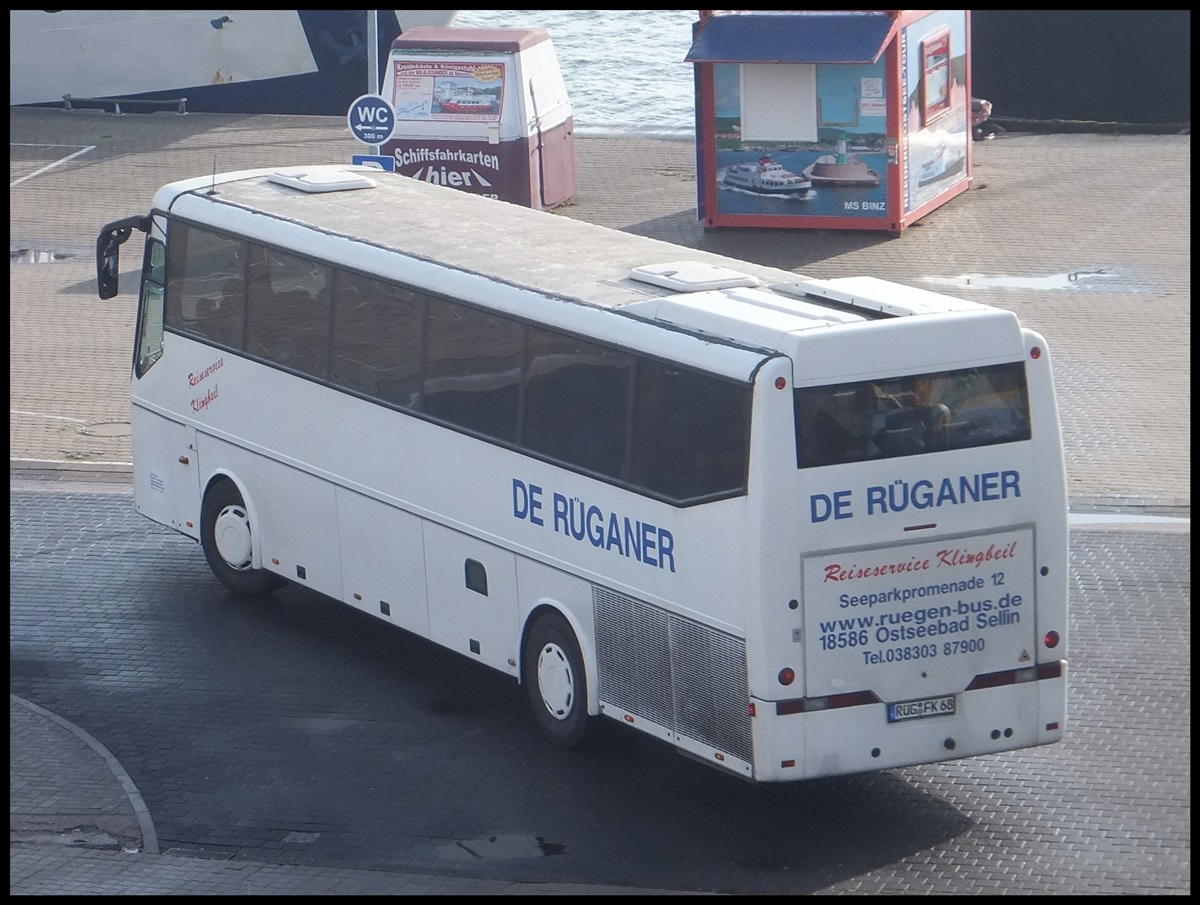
[523,611,592,748]
[200,479,283,596]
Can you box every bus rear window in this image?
[795,362,1031,468]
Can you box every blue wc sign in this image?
[347,94,395,145]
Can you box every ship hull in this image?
[10,10,457,116]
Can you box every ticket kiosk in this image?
[381,26,574,209]
[688,10,974,233]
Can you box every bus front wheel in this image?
[523,612,593,748]
[200,480,283,596]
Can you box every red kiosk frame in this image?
[688,10,974,233]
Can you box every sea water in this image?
[451,9,697,138]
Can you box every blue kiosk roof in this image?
[685,12,897,65]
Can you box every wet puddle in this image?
[77,422,131,438]
[435,834,566,860]
[282,831,320,844]
[922,267,1152,293]
[10,245,90,264]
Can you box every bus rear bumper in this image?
[751,673,1067,782]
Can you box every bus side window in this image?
[165,223,246,349]
[245,245,332,380]
[330,271,424,406]
[422,298,523,443]
[632,360,749,500]
[689,377,750,494]
[523,327,631,479]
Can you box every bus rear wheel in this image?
[200,480,283,596]
[523,612,593,748]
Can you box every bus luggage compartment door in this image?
[131,407,201,539]
[424,522,519,676]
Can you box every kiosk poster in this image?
[712,60,890,221]
[390,61,504,122]
[903,11,971,213]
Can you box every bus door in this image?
[129,217,202,540]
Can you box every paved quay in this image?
[9,107,1190,894]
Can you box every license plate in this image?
[887,694,956,723]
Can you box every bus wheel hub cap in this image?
[537,644,574,719]
[214,506,253,570]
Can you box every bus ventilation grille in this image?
[593,586,751,762]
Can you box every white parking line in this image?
[1069,512,1189,528]
[11,456,133,468]
[10,144,97,187]
[11,408,89,423]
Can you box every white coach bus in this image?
[96,164,1068,782]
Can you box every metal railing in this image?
[62,94,188,115]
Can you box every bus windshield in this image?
[794,361,1031,468]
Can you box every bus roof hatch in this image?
[267,167,377,194]
[629,261,761,293]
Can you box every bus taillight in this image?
[778,667,796,686]
[1036,661,1064,681]
[1044,630,1061,648]
[827,690,880,709]
[967,661,1064,690]
[775,689,881,716]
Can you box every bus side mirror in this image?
[97,243,120,299]
[96,215,150,300]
